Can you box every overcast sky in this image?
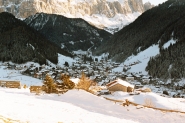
[143,0,167,5]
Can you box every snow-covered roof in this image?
[142,75,150,79]
[90,76,96,80]
[70,78,80,84]
[108,79,134,88]
[127,74,133,77]
[135,75,141,77]
[134,82,141,85]
[56,80,63,83]
[36,72,42,75]
[51,75,55,78]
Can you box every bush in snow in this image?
[23,84,27,89]
[64,61,69,67]
[163,90,169,95]
[77,72,92,91]
[144,98,155,107]
[141,88,151,93]
[60,74,75,89]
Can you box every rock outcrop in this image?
[144,2,155,10]
[0,0,154,31]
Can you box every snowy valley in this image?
[1,0,185,122]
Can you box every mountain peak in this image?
[144,1,154,10]
[0,0,153,32]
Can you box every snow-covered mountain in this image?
[0,0,153,33]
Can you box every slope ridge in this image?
[24,13,112,52]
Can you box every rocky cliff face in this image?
[0,0,153,31]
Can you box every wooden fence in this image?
[104,97,185,114]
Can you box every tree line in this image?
[0,12,72,65]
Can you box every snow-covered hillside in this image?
[57,54,76,67]
[0,62,42,86]
[113,44,160,74]
[0,89,136,123]
[0,88,185,123]
[112,37,179,75]
[0,59,185,122]
[0,53,75,86]
[104,91,185,112]
[162,38,177,49]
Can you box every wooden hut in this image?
[107,79,134,92]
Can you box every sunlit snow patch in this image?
[113,45,160,74]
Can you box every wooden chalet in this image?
[0,80,21,88]
[107,79,134,92]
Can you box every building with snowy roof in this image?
[106,79,134,92]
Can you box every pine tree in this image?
[43,74,56,93]
[64,61,69,67]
